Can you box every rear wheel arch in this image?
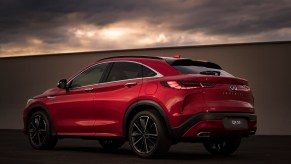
[123,100,172,138]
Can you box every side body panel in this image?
[93,78,143,136]
[49,87,95,136]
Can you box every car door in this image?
[93,61,143,136]
[51,63,109,136]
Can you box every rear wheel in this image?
[27,111,58,149]
[98,138,125,150]
[128,110,171,158]
[203,137,241,155]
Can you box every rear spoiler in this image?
[165,58,222,69]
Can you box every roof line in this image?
[97,55,163,62]
[1,40,291,59]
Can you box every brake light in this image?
[173,54,181,58]
[160,81,215,89]
[243,85,250,90]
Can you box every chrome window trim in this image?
[68,60,163,90]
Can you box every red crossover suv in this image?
[23,55,257,158]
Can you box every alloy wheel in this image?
[131,116,158,154]
[28,114,48,146]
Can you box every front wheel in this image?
[27,111,58,149]
[203,137,241,155]
[128,110,171,158]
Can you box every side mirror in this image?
[57,79,68,90]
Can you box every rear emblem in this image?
[230,85,237,91]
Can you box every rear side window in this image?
[142,66,157,77]
[106,62,142,82]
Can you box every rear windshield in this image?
[173,65,233,77]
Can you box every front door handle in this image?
[124,82,137,87]
[84,88,94,92]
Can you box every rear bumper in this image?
[172,112,257,139]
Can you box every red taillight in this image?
[173,54,181,58]
[243,84,250,90]
[160,81,215,90]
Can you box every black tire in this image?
[203,137,241,156]
[98,138,125,150]
[27,111,58,149]
[128,110,171,158]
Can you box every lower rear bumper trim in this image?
[171,112,257,139]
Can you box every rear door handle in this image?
[124,82,137,87]
[84,88,94,92]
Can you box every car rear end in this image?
[155,57,257,139]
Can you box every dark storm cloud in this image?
[186,0,291,35]
[0,0,157,44]
[0,0,291,56]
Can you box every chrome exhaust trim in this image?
[249,131,256,135]
[196,132,211,137]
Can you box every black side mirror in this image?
[57,79,68,90]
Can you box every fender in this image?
[122,100,172,137]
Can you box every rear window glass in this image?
[106,62,142,82]
[143,66,157,77]
[174,66,233,77]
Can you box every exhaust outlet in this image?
[196,132,211,137]
[249,131,256,136]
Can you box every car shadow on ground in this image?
[52,146,251,161]
[54,146,133,156]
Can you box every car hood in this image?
[33,88,60,99]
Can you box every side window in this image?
[106,62,142,82]
[70,63,108,88]
[142,66,157,77]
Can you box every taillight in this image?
[243,84,250,90]
[160,81,215,89]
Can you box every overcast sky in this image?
[0,0,291,57]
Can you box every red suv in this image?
[23,55,257,158]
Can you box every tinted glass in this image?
[70,63,108,88]
[174,66,233,77]
[143,66,157,77]
[106,62,142,82]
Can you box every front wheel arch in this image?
[25,105,56,136]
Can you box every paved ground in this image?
[0,130,290,164]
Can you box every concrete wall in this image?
[1,41,291,135]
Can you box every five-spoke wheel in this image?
[128,110,171,158]
[27,111,57,149]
